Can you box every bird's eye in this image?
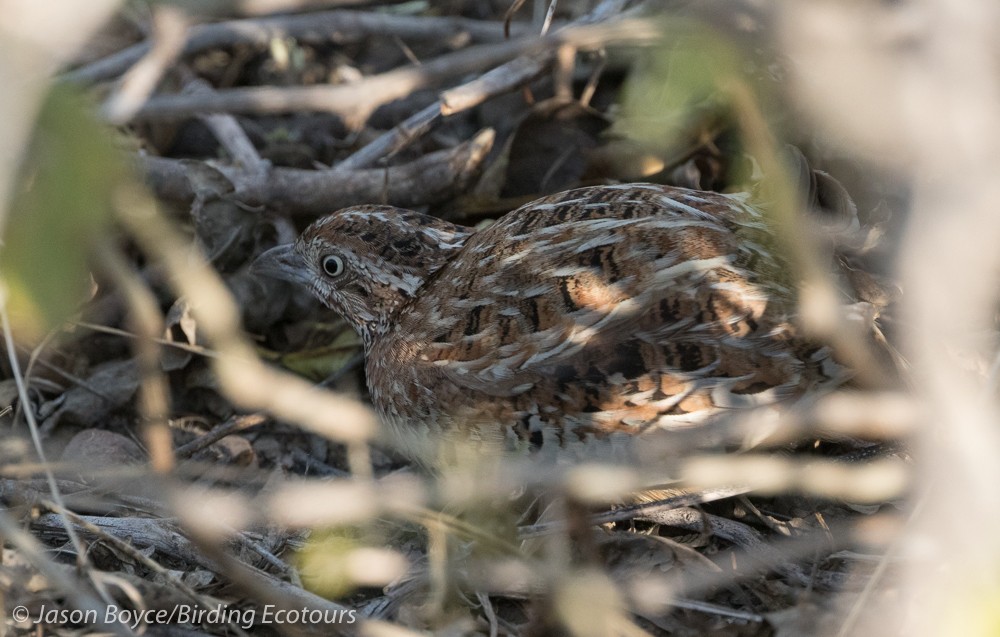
[321,255,345,277]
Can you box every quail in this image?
[253,183,848,460]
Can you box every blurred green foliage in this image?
[616,19,783,194]
[296,528,365,599]
[2,85,127,340]
[945,585,1000,637]
[618,20,749,149]
[269,328,362,382]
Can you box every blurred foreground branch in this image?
[781,2,1000,634]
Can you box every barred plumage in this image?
[254,183,848,460]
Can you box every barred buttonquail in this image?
[253,184,846,460]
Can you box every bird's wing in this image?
[394,184,809,404]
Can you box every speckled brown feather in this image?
[255,184,848,460]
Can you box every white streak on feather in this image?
[658,194,718,219]
[501,249,533,264]
[549,266,589,277]
[570,233,623,252]
[652,256,733,284]
[452,297,495,309]
[520,297,643,367]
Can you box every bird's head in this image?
[252,205,472,347]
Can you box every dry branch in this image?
[101,6,189,125]
[333,9,656,169]
[175,413,269,459]
[31,511,363,635]
[67,9,542,85]
[128,18,658,128]
[0,509,133,637]
[339,52,550,170]
[130,37,544,127]
[140,128,495,216]
[33,513,212,569]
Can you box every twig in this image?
[337,52,549,171]
[32,513,209,567]
[578,49,606,107]
[665,598,763,623]
[131,37,545,127]
[836,492,925,637]
[73,321,221,358]
[186,75,271,200]
[101,5,189,124]
[341,5,654,169]
[681,455,909,503]
[190,83,266,170]
[50,505,223,614]
[336,102,443,172]
[112,183,377,446]
[167,503,364,636]
[518,485,752,538]
[129,18,658,127]
[440,52,551,117]
[503,0,529,38]
[629,507,850,591]
[0,509,133,637]
[92,237,175,474]
[16,342,115,403]
[540,0,559,36]
[67,9,540,85]
[140,128,495,216]
[236,0,382,15]
[553,43,576,101]
[0,477,165,516]
[175,413,269,459]
[700,390,916,449]
[289,447,351,477]
[0,287,91,570]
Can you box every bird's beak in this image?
[250,244,312,287]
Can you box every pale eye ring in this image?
[321,255,344,277]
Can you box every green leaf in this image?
[296,530,362,599]
[2,85,128,339]
[617,21,746,152]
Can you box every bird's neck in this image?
[352,235,471,352]
[340,291,401,354]
[357,316,393,353]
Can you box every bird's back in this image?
[366,184,844,457]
